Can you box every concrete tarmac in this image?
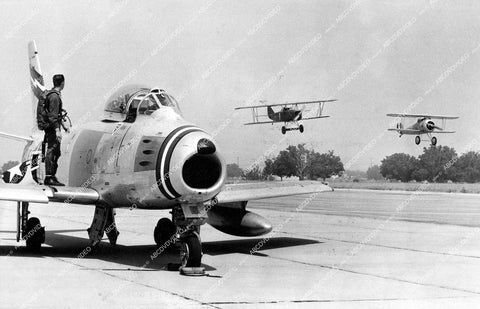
[1,188,480,308]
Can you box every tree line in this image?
[227,144,344,181]
[371,145,480,183]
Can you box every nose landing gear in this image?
[153,199,216,275]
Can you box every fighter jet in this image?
[0,41,332,274]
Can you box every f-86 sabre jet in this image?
[0,41,332,274]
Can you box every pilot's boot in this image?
[44,176,65,186]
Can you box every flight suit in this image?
[43,90,63,180]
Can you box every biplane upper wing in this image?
[235,99,337,110]
[386,113,459,120]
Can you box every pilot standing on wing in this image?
[43,74,67,186]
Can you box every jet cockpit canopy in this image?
[103,85,181,122]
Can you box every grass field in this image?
[226,178,480,194]
[328,180,480,194]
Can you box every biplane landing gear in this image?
[431,136,437,146]
[154,217,176,248]
[281,126,286,134]
[415,136,421,145]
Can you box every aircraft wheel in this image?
[431,136,437,146]
[154,218,176,248]
[25,217,44,252]
[299,125,304,133]
[415,136,421,145]
[180,232,202,268]
[281,126,286,134]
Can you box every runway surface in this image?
[1,188,480,308]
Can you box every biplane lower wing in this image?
[244,115,330,125]
[388,128,455,134]
[301,116,330,121]
[244,120,276,125]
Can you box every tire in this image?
[25,217,44,252]
[415,136,421,145]
[299,125,304,133]
[281,126,286,135]
[154,218,176,247]
[180,233,202,267]
[431,136,437,146]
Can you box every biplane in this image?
[235,99,336,134]
[387,113,459,145]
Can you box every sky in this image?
[1,0,480,171]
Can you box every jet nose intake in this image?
[156,126,226,201]
[197,138,216,155]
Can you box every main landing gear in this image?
[281,124,304,134]
[415,135,437,146]
[16,202,45,251]
[87,206,119,248]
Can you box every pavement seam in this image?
[41,255,220,309]
[277,231,480,260]
[263,254,480,296]
[203,295,478,305]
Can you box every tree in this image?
[1,160,19,174]
[285,144,310,180]
[454,151,480,183]
[380,153,418,182]
[243,164,263,180]
[263,158,275,179]
[366,165,383,180]
[416,145,457,182]
[227,163,243,178]
[306,150,344,180]
[271,149,296,180]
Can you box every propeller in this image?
[426,120,443,131]
[293,105,307,121]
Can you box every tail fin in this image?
[28,41,46,133]
[267,106,275,119]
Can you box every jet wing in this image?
[216,181,333,204]
[386,113,459,120]
[0,183,99,205]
